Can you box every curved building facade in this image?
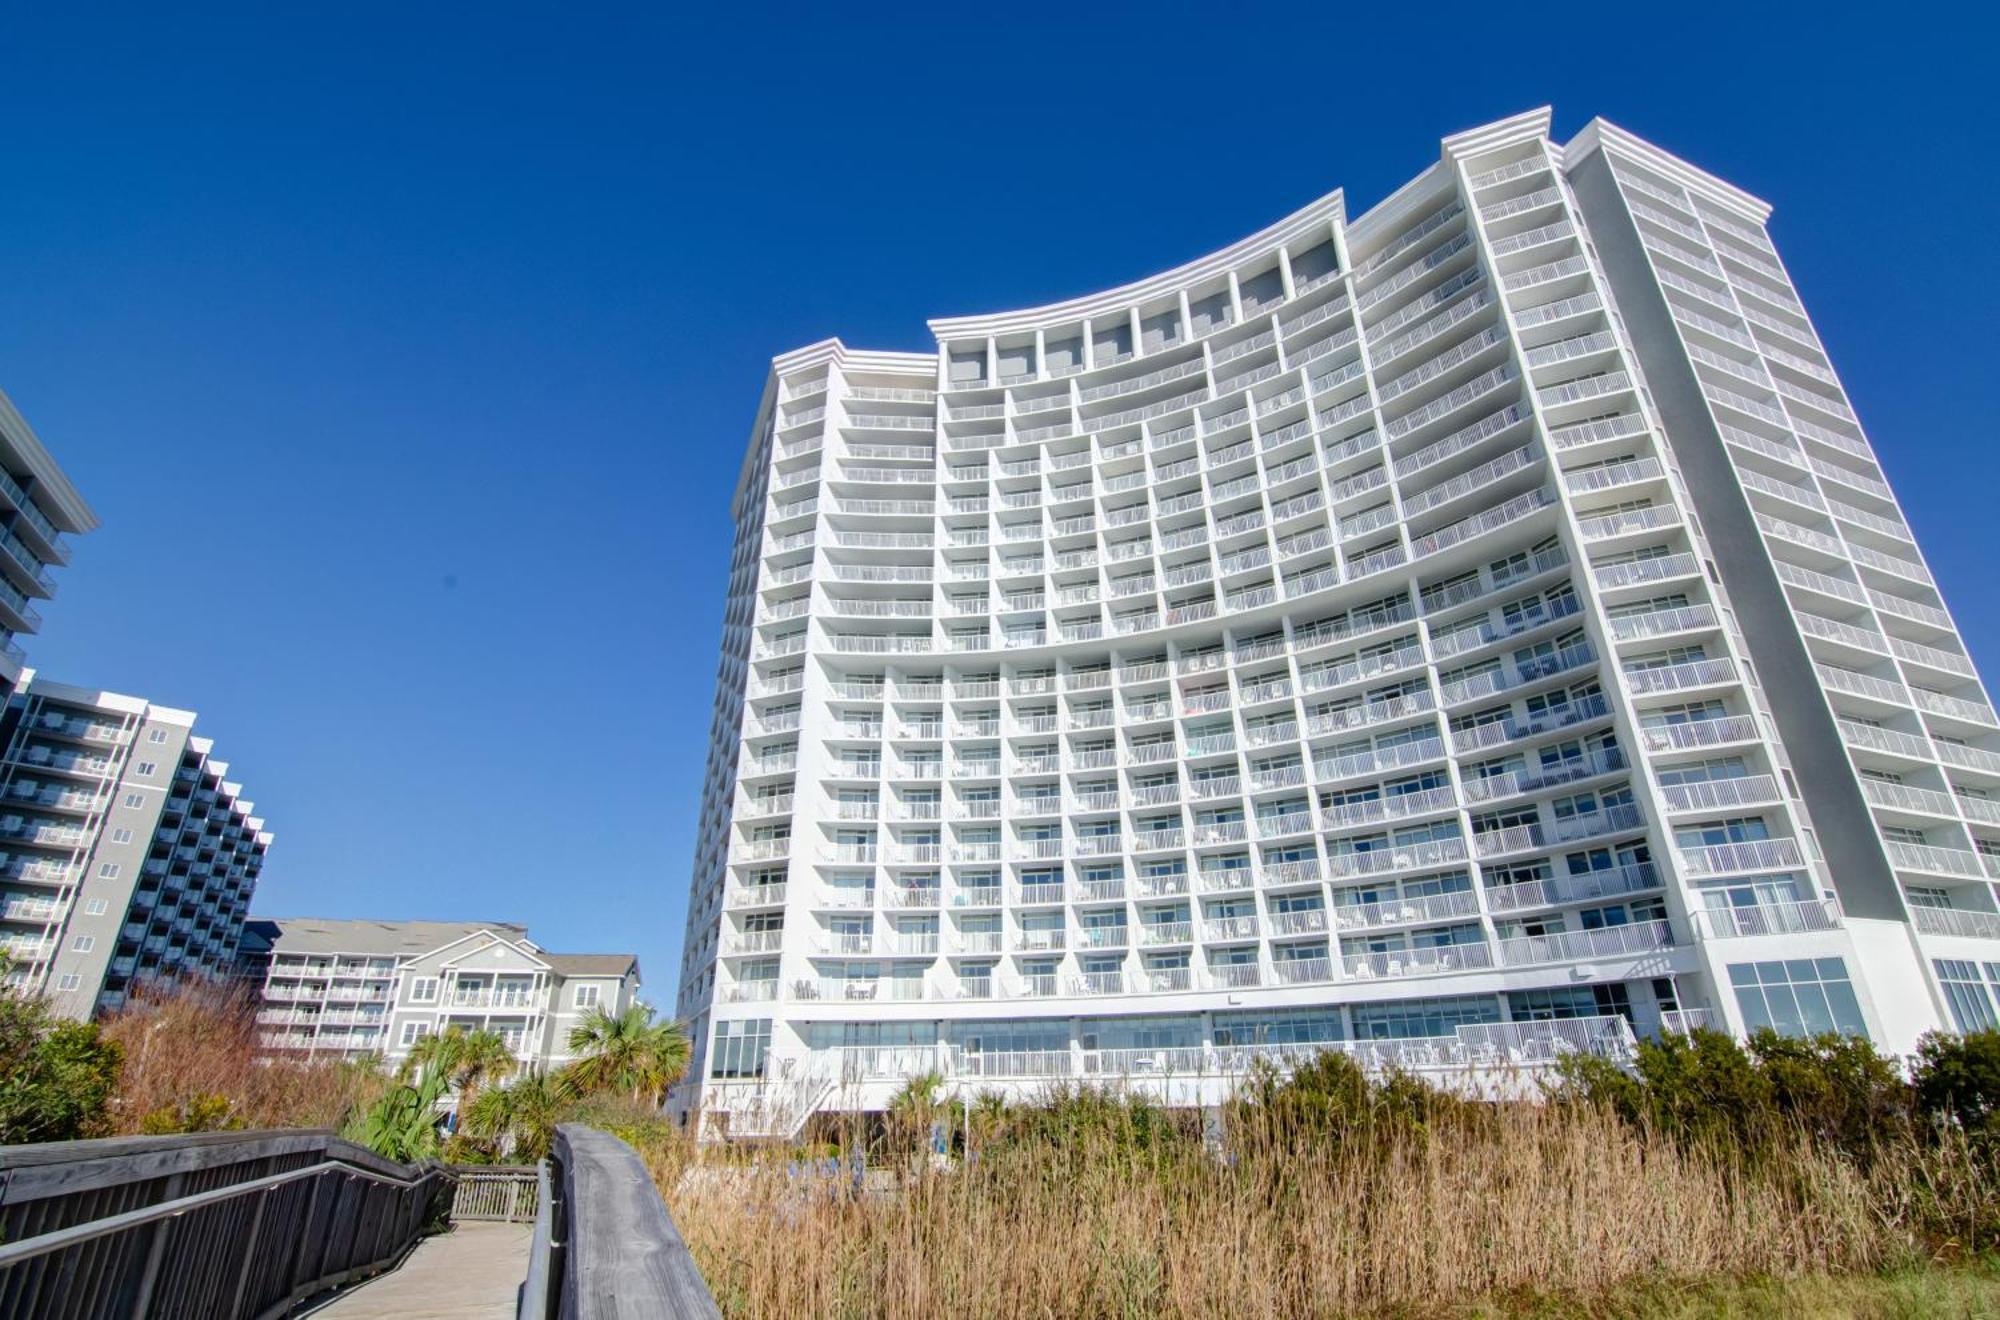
[676,110,1999,1134]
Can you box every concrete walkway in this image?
[308,1222,531,1319]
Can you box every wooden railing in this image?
[520,1125,718,1319]
[450,1165,539,1222]
[0,1128,450,1319]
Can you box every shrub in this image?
[1913,1029,2000,1139]
[0,988,121,1143]
[1749,1029,1911,1158]
[1556,1027,1912,1163]
[138,1092,242,1135]
[1004,1084,1182,1158]
[1631,1027,1775,1146]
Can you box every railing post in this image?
[225,1186,272,1318]
[126,1171,184,1320]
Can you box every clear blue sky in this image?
[0,4,1993,1004]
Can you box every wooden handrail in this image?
[519,1125,718,1319]
[0,1128,451,1319]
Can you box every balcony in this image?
[1679,838,1805,877]
[1885,841,1986,880]
[1331,889,1479,931]
[1325,838,1468,879]
[1485,863,1659,913]
[1498,919,1673,966]
[1658,775,1781,813]
[1637,715,1759,753]
[1461,748,1626,804]
[1691,898,1841,939]
[1343,942,1493,979]
[1910,905,2000,941]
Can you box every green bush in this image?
[1912,1029,2000,1139]
[138,1092,242,1135]
[1557,1026,1922,1165]
[0,987,122,1143]
[1631,1028,1775,1145]
[1749,1029,1911,1158]
[1005,1084,1181,1157]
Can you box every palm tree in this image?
[886,1070,948,1161]
[564,1006,691,1105]
[399,1026,518,1109]
[462,1071,574,1163]
[345,1062,449,1162]
[968,1089,1011,1145]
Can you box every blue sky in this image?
[0,4,1993,1005]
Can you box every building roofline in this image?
[1440,106,1555,163]
[16,671,198,722]
[926,189,1347,339]
[733,340,940,509]
[419,927,554,970]
[0,388,99,533]
[1563,118,1773,224]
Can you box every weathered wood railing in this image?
[519,1124,718,1319]
[0,1129,451,1319]
[450,1165,539,1223]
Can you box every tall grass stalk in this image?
[655,1092,1992,1317]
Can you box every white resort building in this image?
[674,109,2000,1136]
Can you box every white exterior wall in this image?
[675,110,1989,1132]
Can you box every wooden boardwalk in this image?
[308,1222,532,1319]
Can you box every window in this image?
[709,1019,771,1079]
[148,728,168,743]
[1728,958,1868,1038]
[1935,960,1998,1033]
[111,828,133,845]
[84,899,108,916]
[72,935,96,953]
[573,983,601,1009]
[1351,995,1500,1039]
[409,977,439,1004]
[122,793,145,809]
[96,863,120,880]
[1510,984,1633,1023]
[57,974,81,992]
[134,762,157,777]
[399,1022,429,1047]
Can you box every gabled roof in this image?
[543,953,639,978]
[249,917,530,958]
[424,928,551,971]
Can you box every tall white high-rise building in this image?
[676,109,1999,1135]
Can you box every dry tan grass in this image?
[100,983,388,1133]
[651,1097,1991,1318]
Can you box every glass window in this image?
[1727,957,1867,1038]
[1213,1008,1343,1047]
[1935,959,1998,1032]
[1351,994,1500,1040]
[710,1019,772,1079]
